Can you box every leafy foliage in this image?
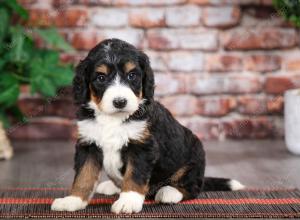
[273,0,300,27]
[0,0,74,127]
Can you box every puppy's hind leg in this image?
[96,180,121,195]
[155,186,183,203]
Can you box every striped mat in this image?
[0,188,300,218]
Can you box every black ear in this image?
[139,51,155,101]
[73,58,90,105]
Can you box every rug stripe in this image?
[1,197,300,205]
[0,188,299,218]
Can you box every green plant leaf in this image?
[51,66,73,87]
[0,59,6,71]
[0,74,20,108]
[0,8,9,45]
[0,111,10,128]
[3,0,29,20]
[8,26,31,63]
[39,78,57,97]
[29,56,59,97]
[34,28,74,52]
[7,105,25,124]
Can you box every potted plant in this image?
[284,90,300,155]
[0,0,74,159]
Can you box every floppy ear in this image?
[73,58,90,105]
[139,51,155,101]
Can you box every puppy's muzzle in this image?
[113,98,127,109]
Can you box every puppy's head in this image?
[73,38,154,116]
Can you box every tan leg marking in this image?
[71,157,101,201]
[170,166,191,199]
[170,166,188,183]
[122,161,149,195]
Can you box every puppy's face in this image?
[90,60,143,115]
[73,39,154,117]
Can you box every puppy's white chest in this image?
[77,115,147,183]
[102,149,123,184]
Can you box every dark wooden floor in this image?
[1,140,299,189]
[0,140,299,220]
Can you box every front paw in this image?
[51,196,87,212]
[111,191,144,214]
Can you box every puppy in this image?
[51,39,244,214]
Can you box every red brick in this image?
[221,117,277,139]
[129,8,165,28]
[146,51,168,71]
[167,52,204,72]
[205,54,242,72]
[264,75,300,94]
[237,96,267,115]
[148,29,218,51]
[178,117,220,140]
[198,97,236,116]
[244,54,281,72]
[166,5,201,27]
[260,0,273,5]
[71,30,144,50]
[243,6,275,19]
[71,31,100,50]
[202,6,241,28]
[267,96,283,114]
[92,9,128,27]
[77,0,112,5]
[52,0,73,8]
[100,29,144,48]
[241,8,283,27]
[189,0,261,5]
[155,73,186,96]
[286,58,300,71]
[189,75,262,95]
[59,53,84,64]
[114,0,186,6]
[27,9,52,27]
[18,0,37,6]
[55,8,88,27]
[18,98,76,119]
[222,28,297,50]
[8,118,76,140]
[160,95,199,116]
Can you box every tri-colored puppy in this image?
[51,39,244,214]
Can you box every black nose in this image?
[113,98,127,109]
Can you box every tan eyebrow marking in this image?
[96,64,109,74]
[124,61,136,74]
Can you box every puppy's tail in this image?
[203,177,245,191]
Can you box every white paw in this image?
[155,186,183,203]
[111,191,144,214]
[229,179,245,190]
[51,196,87,212]
[96,180,121,195]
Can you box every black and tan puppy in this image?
[51,39,244,214]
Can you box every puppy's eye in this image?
[96,74,106,83]
[128,72,136,81]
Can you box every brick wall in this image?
[11,0,300,140]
